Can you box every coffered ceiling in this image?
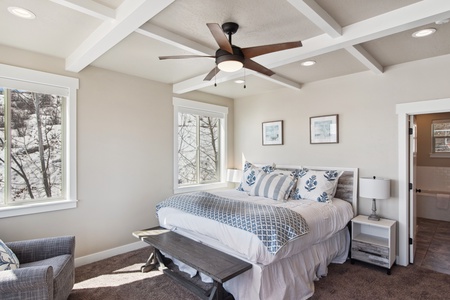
[1,0,449,99]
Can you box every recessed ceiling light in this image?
[234,79,245,84]
[301,60,316,67]
[7,6,36,19]
[411,28,436,38]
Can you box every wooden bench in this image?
[133,227,252,300]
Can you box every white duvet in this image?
[157,189,354,266]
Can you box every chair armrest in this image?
[6,236,75,264]
[0,265,53,296]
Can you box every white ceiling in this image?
[1,0,450,99]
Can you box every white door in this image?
[409,115,417,263]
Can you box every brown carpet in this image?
[69,246,450,300]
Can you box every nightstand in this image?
[351,215,397,274]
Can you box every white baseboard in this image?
[75,240,149,267]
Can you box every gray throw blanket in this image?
[156,191,309,254]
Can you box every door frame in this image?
[396,97,450,266]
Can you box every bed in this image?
[156,163,358,300]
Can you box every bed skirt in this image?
[223,226,349,300]
[169,226,350,300]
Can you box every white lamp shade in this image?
[227,169,242,183]
[359,177,390,200]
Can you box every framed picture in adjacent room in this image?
[310,114,339,144]
[262,120,283,145]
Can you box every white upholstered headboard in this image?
[254,164,358,216]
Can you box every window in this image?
[173,98,228,193]
[0,64,78,218]
[431,119,450,158]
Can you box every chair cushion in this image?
[21,254,74,300]
[0,239,20,271]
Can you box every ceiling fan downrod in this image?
[222,22,239,45]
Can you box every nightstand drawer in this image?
[352,240,389,256]
[351,240,389,268]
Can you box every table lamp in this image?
[359,176,390,221]
[226,169,242,183]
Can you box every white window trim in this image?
[173,98,228,194]
[0,64,78,218]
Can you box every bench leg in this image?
[208,282,225,300]
[154,249,168,271]
[140,248,158,273]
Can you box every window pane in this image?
[199,116,220,183]
[178,113,197,185]
[432,121,450,153]
[433,122,450,137]
[434,137,450,152]
[8,89,62,201]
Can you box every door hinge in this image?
[409,183,413,190]
[409,237,413,245]
[409,127,413,135]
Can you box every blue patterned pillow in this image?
[249,172,296,201]
[0,239,19,271]
[291,169,343,202]
[237,161,274,192]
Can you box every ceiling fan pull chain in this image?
[214,67,217,87]
[244,68,246,89]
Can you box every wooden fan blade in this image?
[242,41,302,58]
[207,23,233,53]
[244,58,275,77]
[204,66,220,81]
[159,55,214,60]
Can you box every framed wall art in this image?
[310,114,339,144]
[262,120,283,145]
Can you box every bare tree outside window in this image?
[177,112,220,186]
[0,88,63,203]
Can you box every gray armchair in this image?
[0,236,75,300]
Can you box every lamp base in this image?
[368,213,381,221]
[368,198,381,221]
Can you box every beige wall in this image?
[416,112,450,167]
[0,45,234,258]
[233,54,450,221]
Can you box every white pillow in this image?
[237,161,274,192]
[249,172,295,201]
[0,239,19,271]
[292,169,343,202]
[272,168,304,178]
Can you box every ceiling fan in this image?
[159,22,302,81]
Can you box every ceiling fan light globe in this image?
[218,60,243,72]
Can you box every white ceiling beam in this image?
[254,0,450,68]
[49,0,115,20]
[135,23,215,56]
[174,74,225,94]
[65,0,175,72]
[253,73,302,90]
[173,70,301,94]
[287,0,342,38]
[345,45,383,74]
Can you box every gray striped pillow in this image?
[249,172,295,201]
